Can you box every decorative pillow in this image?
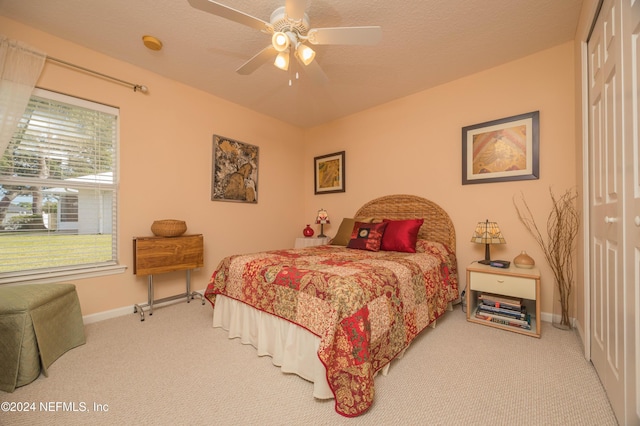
[347,221,388,251]
[331,217,375,246]
[380,218,424,253]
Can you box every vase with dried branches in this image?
[513,188,579,330]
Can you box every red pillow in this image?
[347,221,389,251]
[380,219,424,253]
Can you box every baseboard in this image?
[83,305,133,324]
[540,311,553,323]
[540,311,577,328]
[82,289,205,324]
[574,319,585,346]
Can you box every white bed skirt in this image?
[212,294,334,399]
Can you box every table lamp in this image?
[470,219,506,264]
[315,208,330,238]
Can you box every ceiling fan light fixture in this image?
[296,43,315,65]
[274,50,289,70]
[272,31,290,52]
[188,1,381,84]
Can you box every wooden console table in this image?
[133,234,204,321]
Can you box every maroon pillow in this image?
[347,221,389,251]
[380,218,424,253]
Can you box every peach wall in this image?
[1,17,305,315]
[2,16,579,321]
[303,42,577,317]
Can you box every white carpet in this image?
[0,301,617,425]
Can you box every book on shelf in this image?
[477,303,527,320]
[478,293,522,310]
[474,309,531,330]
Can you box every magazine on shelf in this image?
[475,309,532,330]
[477,303,527,320]
[478,293,522,310]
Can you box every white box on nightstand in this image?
[294,237,330,248]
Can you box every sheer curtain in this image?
[0,35,46,154]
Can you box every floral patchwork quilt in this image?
[204,240,458,417]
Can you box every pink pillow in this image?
[347,222,389,251]
[380,219,424,253]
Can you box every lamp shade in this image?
[470,220,506,244]
[296,43,315,65]
[274,51,290,70]
[470,219,505,264]
[315,208,330,224]
[272,32,290,52]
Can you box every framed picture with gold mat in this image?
[314,151,345,194]
[462,111,539,185]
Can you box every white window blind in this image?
[0,88,122,284]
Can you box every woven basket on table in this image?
[150,220,187,237]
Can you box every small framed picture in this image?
[462,111,539,185]
[314,151,345,194]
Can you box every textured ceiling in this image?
[0,0,584,128]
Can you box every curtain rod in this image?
[46,56,148,94]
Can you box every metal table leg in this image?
[133,269,203,321]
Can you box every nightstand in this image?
[466,263,541,338]
[294,237,330,248]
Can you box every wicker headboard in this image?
[354,194,456,250]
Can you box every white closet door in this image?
[589,0,640,423]
[624,0,640,422]
[588,0,626,421]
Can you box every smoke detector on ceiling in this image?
[142,35,163,51]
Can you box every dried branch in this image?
[513,188,579,327]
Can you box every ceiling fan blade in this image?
[285,0,307,21]
[297,56,328,86]
[188,0,272,32]
[307,26,382,45]
[236,45,277,75]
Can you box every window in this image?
[0,88,124,284]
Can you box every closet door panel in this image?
[588,0,626,422]
[625,0,640,421]
[589,12,605,366]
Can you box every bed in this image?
[204,194,459,417]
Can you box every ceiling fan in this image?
[188,0,382,85]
